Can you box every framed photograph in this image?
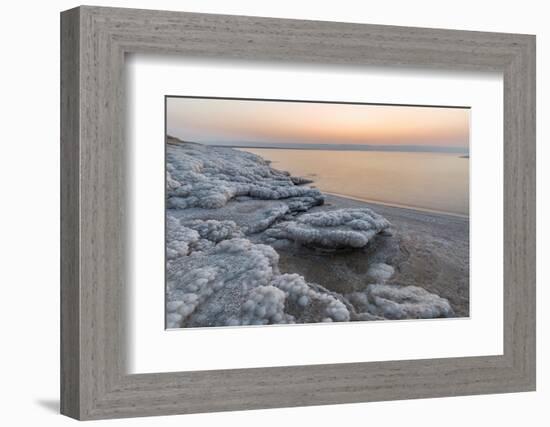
[61,6,536,420]
[164,96,469,329]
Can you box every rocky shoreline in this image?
[165,137,468,328]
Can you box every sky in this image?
[166,97,470,152]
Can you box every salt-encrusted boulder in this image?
[165,211,353,328]
[270,273,350,323]
[265,208,391,249]
[165,237,353,328]
[364,284,455,319]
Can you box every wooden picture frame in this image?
[60,5,536,420]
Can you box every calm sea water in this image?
[241,149,469,216]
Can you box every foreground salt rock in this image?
[166,215,454,327]
[346,262,454,320]
[364,284,455,319]
[265,208,391,249]
[166,234,351,328]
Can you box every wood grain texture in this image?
[60,7,80,419]
[60,6,536,420]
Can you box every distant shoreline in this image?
[231,145,468,154]
[168,136,468,155]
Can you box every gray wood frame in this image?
[60,5,536,420]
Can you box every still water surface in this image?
[241,148,469,216]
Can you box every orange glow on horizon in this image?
[167,97,469,148]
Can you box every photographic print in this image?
[165,97,470,329]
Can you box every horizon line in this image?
[167,135,469,154]
[224,144,469,154]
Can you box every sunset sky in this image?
[166,97,470,151]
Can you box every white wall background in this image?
[0,0,546,425]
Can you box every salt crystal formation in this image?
[165,217,351,328]
[165,139,455,328]
[166,141,324,211]
[364,284,455,319]
[265,208,391,249]
[346,272,454,321]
